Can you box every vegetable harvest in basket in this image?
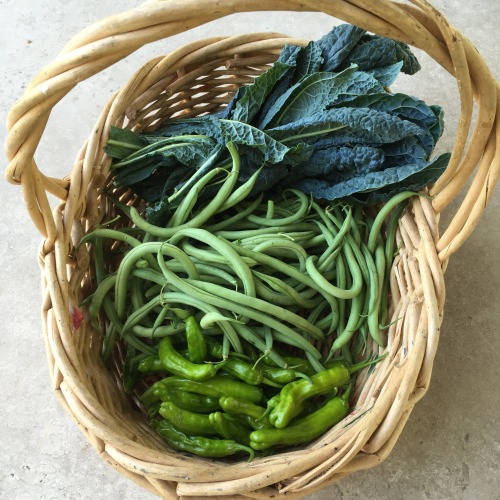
[82,24,450,460]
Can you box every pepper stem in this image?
[293,371,313,383]
[341,384,352,402]
[238,444,255,462]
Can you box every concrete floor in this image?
[1,1,499,499]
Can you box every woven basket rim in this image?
[3,1,499,499]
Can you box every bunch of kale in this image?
[106,24,449,223]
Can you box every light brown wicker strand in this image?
[147,478,179,500]
[437,125,497,252]
[298,434,373,492]
[4,2,500,499]
[52,384,101,451]
[411,5,474,195]
[31,17,220,91]
[102,451,168,498]
[413,198,446,311]
[438,114,500,260]
[125,36,232,108]
[41,307,60,389]
[362,306,428,454]
[281,432,368,493]
[401,1,500,248]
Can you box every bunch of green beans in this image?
[79,142,411,457]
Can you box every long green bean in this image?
[216,167,263,213]
[153,264,323,358]
[167,166,228,228]
[252,271,321,309]
[368,191,415,253]
[127,142,241,238]
[187,278,324,340]
[114,241,199,319]
[169,228,256,298]
[306,243,362,300]
[367,238,387,347]
[246,189,310,227]
[380,202,406,327]
[205,193,264,232]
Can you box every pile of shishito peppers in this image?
[139,316,378,459]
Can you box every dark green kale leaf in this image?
[267,107,429,146]
[294,152,450,202]
[316,24,366,72]
[105,126,149,160]
[284,145,385,186]
[366,61,403,87]
[327,92,444,154]
[112,136,217,187]
[342,34,421,74]
[219,119,313,167]
[231,61,291,124]
[144,114,223,142]
[259,65,384,128]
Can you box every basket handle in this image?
[4,0,499,259]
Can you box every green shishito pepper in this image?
[209,412,252,446]
[138,355,165,374]
[157,336,222,381]
[141,376,263,406]
[221,359,263,385]
[260,364,310,385]
[218,396,273,429]
[205,338,224,359]
[170,391,221,413]
[250,388,351,450]
[263,356,316,378]
[155,419,254,460]
[185,315,207,364]
[269,359,376,428]
[159,401,216,436]
[142,384,220,413]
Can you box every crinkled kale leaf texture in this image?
[105,23,449,221]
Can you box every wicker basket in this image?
[4,1,499,498]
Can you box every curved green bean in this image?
[367,239,386,347]
[328,286,364,354]
[153,269,323,358]
[368,191,415,253]
[206,193,264,232]
[379,202,406,327]
[252,270,321,309]
[252,239,308,272]
[214,224,318,241]
[305,244,362,300]
[168,228,256,299]
[216,167,263,213]
[187,278,324,340]
[127,142,241,238]
[168,166,227,228]
[246,189,310,227]
[114,241,199,319]
[89,273,117,335]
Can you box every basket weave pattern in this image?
[4,1,499,499]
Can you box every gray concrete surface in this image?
[1,1,499,499]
